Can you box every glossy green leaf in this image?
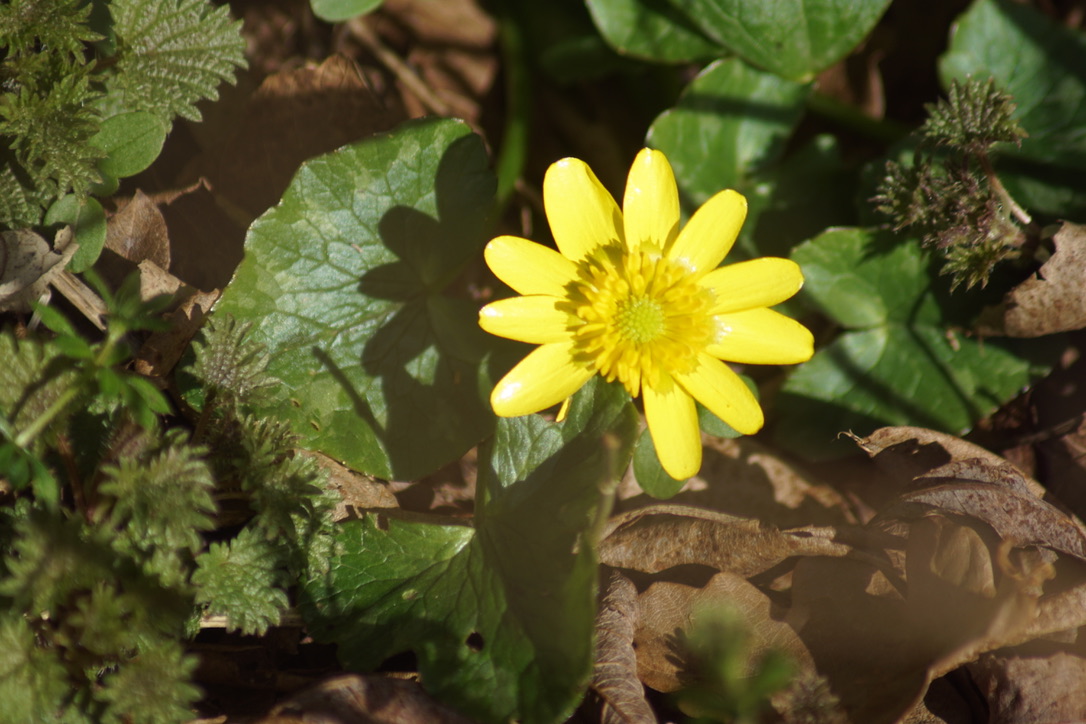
[90,111,167,179]
[301,378,637,723]
[43,195,106,273]
[648,58,810,209]
[940,0,1086,216]
[310,0,383,22]
[213,118,497,480]
[632,426,685,498]
[586,0,723,63]
[777,228,1051,458]
[665,0,892,81]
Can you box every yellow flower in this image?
[479,149,813,480]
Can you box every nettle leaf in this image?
[103,0,246,123]
[0,333,78,452]
[586,0,723,63]
[940,0,1086,217]
[193,527,289,635]
[776,228,1052,458]
[664,0,892,81]
[302,378,638,724]
[213,118,497,481]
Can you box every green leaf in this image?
[632,426,685,498]
[302,378,637,723]
[98,641,201,724]
[103,0,246,123]
[776,228,1053,458]
[90,111,168,179]
[663,0,892,81]
[939,0,1086,216]
[0,333,78,453]
[193,527,289,635]
[0,0,100,59]
[586,0,723,63]
[213,118,498,480]
[310,0,384,22]
[43,194,106,273]
[0,616,69,722]
[648,58,810,209]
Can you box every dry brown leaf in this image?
[634,572,812,694]
[261,673,475,724]
[979,221,1086,337]
[856,426,1047,500]
[600,505,853,577]
[592,570,656,724]
[299,450,399,521]
[892,483,1086,562]
[969,650,1086,724]
[133,288,218,379]
[106,190,171,269]
[0,228,77,312]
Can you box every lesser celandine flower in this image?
[479,149,813,480]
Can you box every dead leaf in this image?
[0,228,78,312]
[979,221,1086,337]
[298,450,399,521]
[133,288,218,379]
[106,190,171,269]
[634,572,813,694]
[591,570,656,724]
[969,650,1086,724]
[600,505,853,577]
[261,673,476,724]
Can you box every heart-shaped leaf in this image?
[776,228,1053,458]
[213,118,497,480]
[301,378,638,723]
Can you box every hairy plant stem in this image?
[978,152,1032,228]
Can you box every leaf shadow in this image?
[317,133,495,480]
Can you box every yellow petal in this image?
[484,236,578,296]
[699,257,804,315]
[490,341,595,417]
[708,308,814,364]
[479,296,571,344]
[623,148,680,253]
[667,189,747,274]
[543,158,623,261]
[643,373,701,480]
[673,355,763,436]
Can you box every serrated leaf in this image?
[193,527,289,635]
[586,0,723,63]
[302,378,638,724]
[648,58,809,209]
[0,333,78,452]
[663,0,892,81]
[311,0,384,22]
[776,228,1053,458]
[98,641,201,723]
[103,0,246,123]
[44,194,106,273]
[939,0,1086,216]
[213,118,498,481]
[0,616,69,721]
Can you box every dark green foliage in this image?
[192,527,290,635]
[874,77,1030,290]
[920,78,1026,154]
[0,0,246,230]
[191,316,275,407]
[98,433,217,587]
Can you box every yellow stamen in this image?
[560,245,716,397]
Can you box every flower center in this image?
[560,245,717,397]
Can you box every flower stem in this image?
[14,386,81,449]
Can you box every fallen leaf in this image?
[591,570,656,724]
[969,650,1086,724]
[634,572,812,694]
[979,221,1086,337]
[105,190,171,269]
[0,228,78,312]
[261,673,476,724]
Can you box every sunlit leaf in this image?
[213,118,497,480]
